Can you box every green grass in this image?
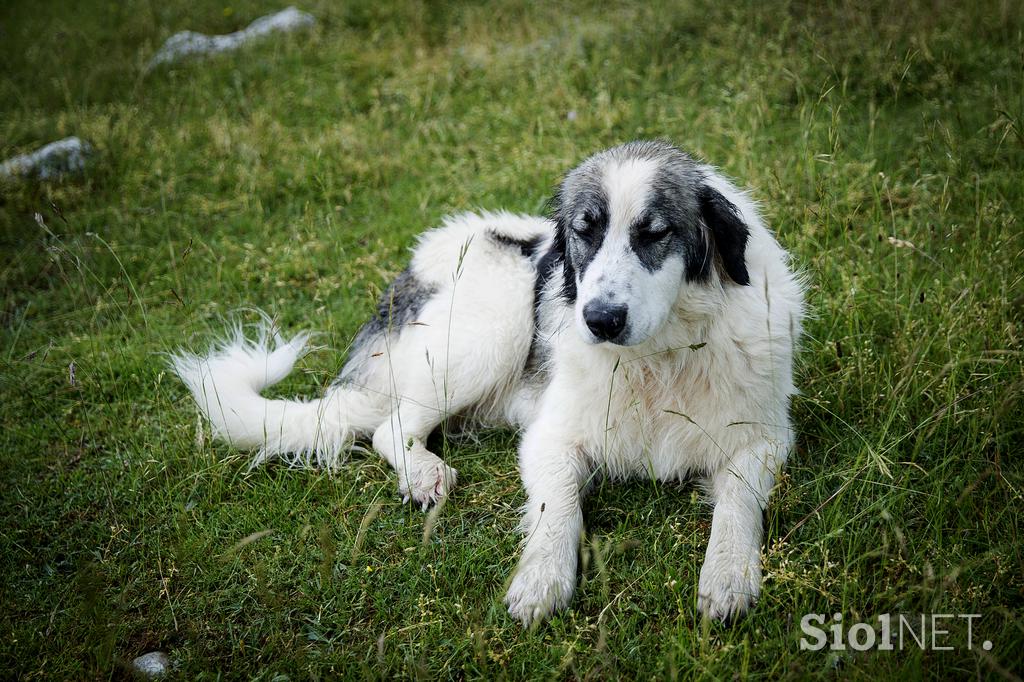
[2,0,1022,678]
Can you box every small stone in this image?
[148,6,316,70]
[0,137,92,180]
[566,110,578,121]
[131,651,170,678]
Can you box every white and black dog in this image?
[172,140,804,624]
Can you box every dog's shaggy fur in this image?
[172,140,804,624]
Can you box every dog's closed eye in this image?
[571,212,605,240]
[633,216,671,243]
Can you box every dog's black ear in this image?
[698,185,750,286]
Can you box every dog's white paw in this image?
[505,554,575,626]
[697,544,761,622]
[397,449,457,510]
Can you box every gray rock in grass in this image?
[0,137,92,180]
[148,6,316,70]
[131,651,171,678]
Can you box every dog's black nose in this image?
[583,302,628,341]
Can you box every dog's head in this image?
[550,140,751,346]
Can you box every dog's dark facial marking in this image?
[645,162,712,282]
[546,185,610,304]
[565,200,609,281]
[488,230,543,258]
[698,186,751,286]
[628,211,673,269]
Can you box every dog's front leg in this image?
[505,415,591,626]
[697,442,783,622]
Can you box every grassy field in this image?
[2,0,1023,678]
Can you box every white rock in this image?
[0,137,92,180]
[131,651,170,677]
[148,6,316,70]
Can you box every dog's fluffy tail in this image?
[170,322,378,470]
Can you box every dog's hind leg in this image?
[367,318,524,508]
[371,399,458,510]
[364,294,532,508]
[349,211,543,506]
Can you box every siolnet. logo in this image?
[799,613,992,652]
